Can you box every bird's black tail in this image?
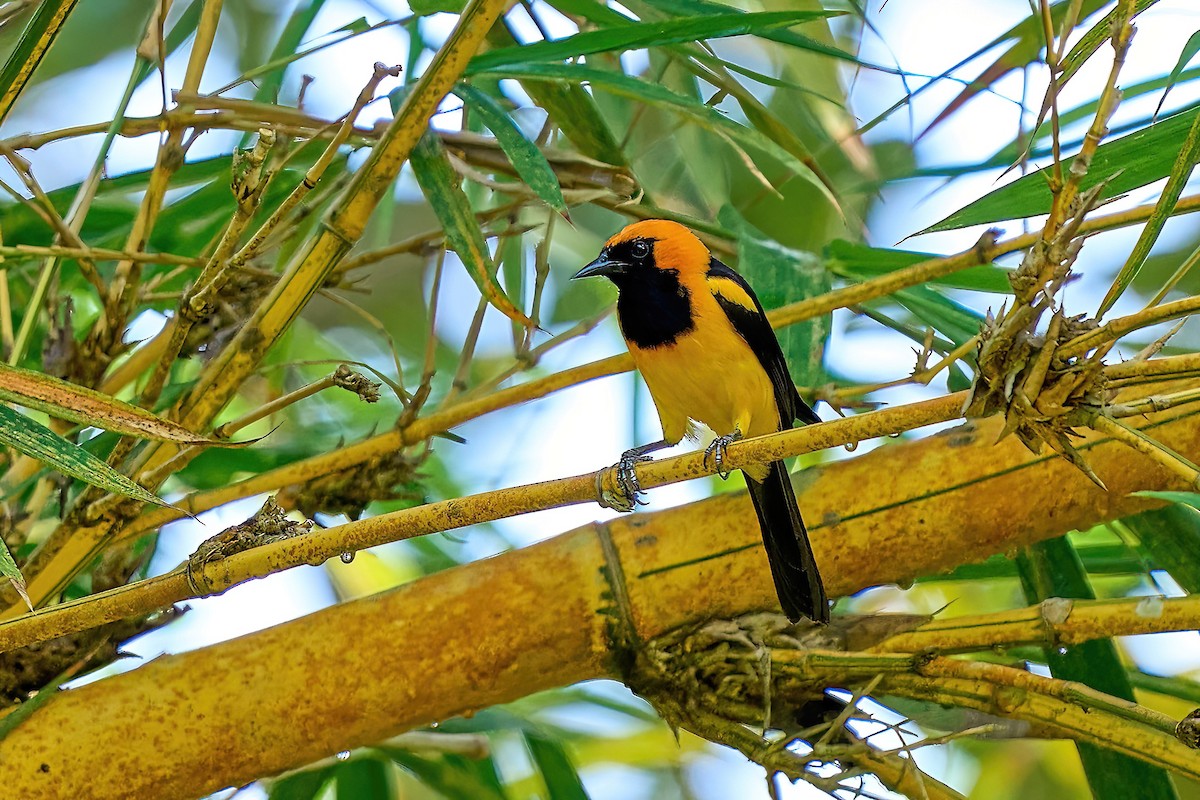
[746,460,829,623]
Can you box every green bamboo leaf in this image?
[0,405,170,508]
[1134,489,1200,511]
[410,0,464,13]
[1128,670,1200,705]
[523,731,589,800]
[919,543,1147,582]
[1099,111,1200,314]
[499,221,526,342]
[722,208,830,387]
[0,0,82,126]
[250,0,331,105]
[0,541,29,612]
[917,0,1114,137]
[1156,30,1200,116]
[483,23,627,167]
[408,131,533,327]
[453,83,567,214]
[636,0,862,64]
[333,759,391,799]
[384,750,507,800]
[921,106,1200,234]
[915,71,1200,182]
[465,10,842,75]
[545,0,630,25]
[473,63,837,207]
[1122,505,1200,592]
[1016,538,1179,800]
[893,285,985,348]
[856,306,958,368]
[0,363,226,444]
[825,240,1013,293]
[1057,0,1159,86]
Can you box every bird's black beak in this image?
[572,253,627,280]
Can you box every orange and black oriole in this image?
[574,219,829,624]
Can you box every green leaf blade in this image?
[1098,111,1200,314]
[1157,29,1200,116]
[0,404,169,508]
[922,106,1200,234]
[723,209,830,387]
[453,83,568,214]
[465,10,843,75]
[0,362,223,444]
[1016,538,1180,800]
[472,62,838,209]
[408,130,533,327]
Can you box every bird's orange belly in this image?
[630,312,779,442]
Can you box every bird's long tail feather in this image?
[746,461,828,623]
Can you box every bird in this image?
[573,219,829,624]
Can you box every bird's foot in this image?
[617,448,653,509]
[598,448,654,512]
[704,429,743,479]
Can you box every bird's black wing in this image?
[706,258,820,428]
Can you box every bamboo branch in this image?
[13,0,514,613]
[6,395,1200,797]
[877,595,1200,654]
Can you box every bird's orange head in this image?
[572,219,710,283]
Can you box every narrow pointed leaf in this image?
[1016,538,1179,800]
[1134,489,1200,511]
[894,285,986,348]
[409,131,533,327]
[825,240,1013,293]
[637,0,863,64]
[474,63,838,208]
[1122,505,1200,592]
[1022,1,1160,138]
[523,731,589,800]
[722,209,830,386]
[484,23,627,166]
[465,10,843,75]
[1099,111,1200,314]
[0,405,169,507]
[0,543,29,612]
[0,363,224,444]
[1157,30,1200,116]
[453,83,567,214]
[250,0,331,105]
[920,0,1113,137]
[921,106,1200,233]
[1057,0,1159,85]
[0,0,82,126]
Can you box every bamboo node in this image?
[1041,596,1074,626]
[185,497,312,596]
[332,364,381,403]
[1176,709,1200,749]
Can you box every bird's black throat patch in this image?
[613,266,693,348]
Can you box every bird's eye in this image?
[631,240,651,259]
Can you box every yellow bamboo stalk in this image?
[16,0,514,613]
[4,398,1200,797]
[0,392,965,639]
[877,595,1200,654]
[881,665,1198,779]
[0,0,81,125]
[175,0,511,432]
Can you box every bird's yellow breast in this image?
[627,289,778,445]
